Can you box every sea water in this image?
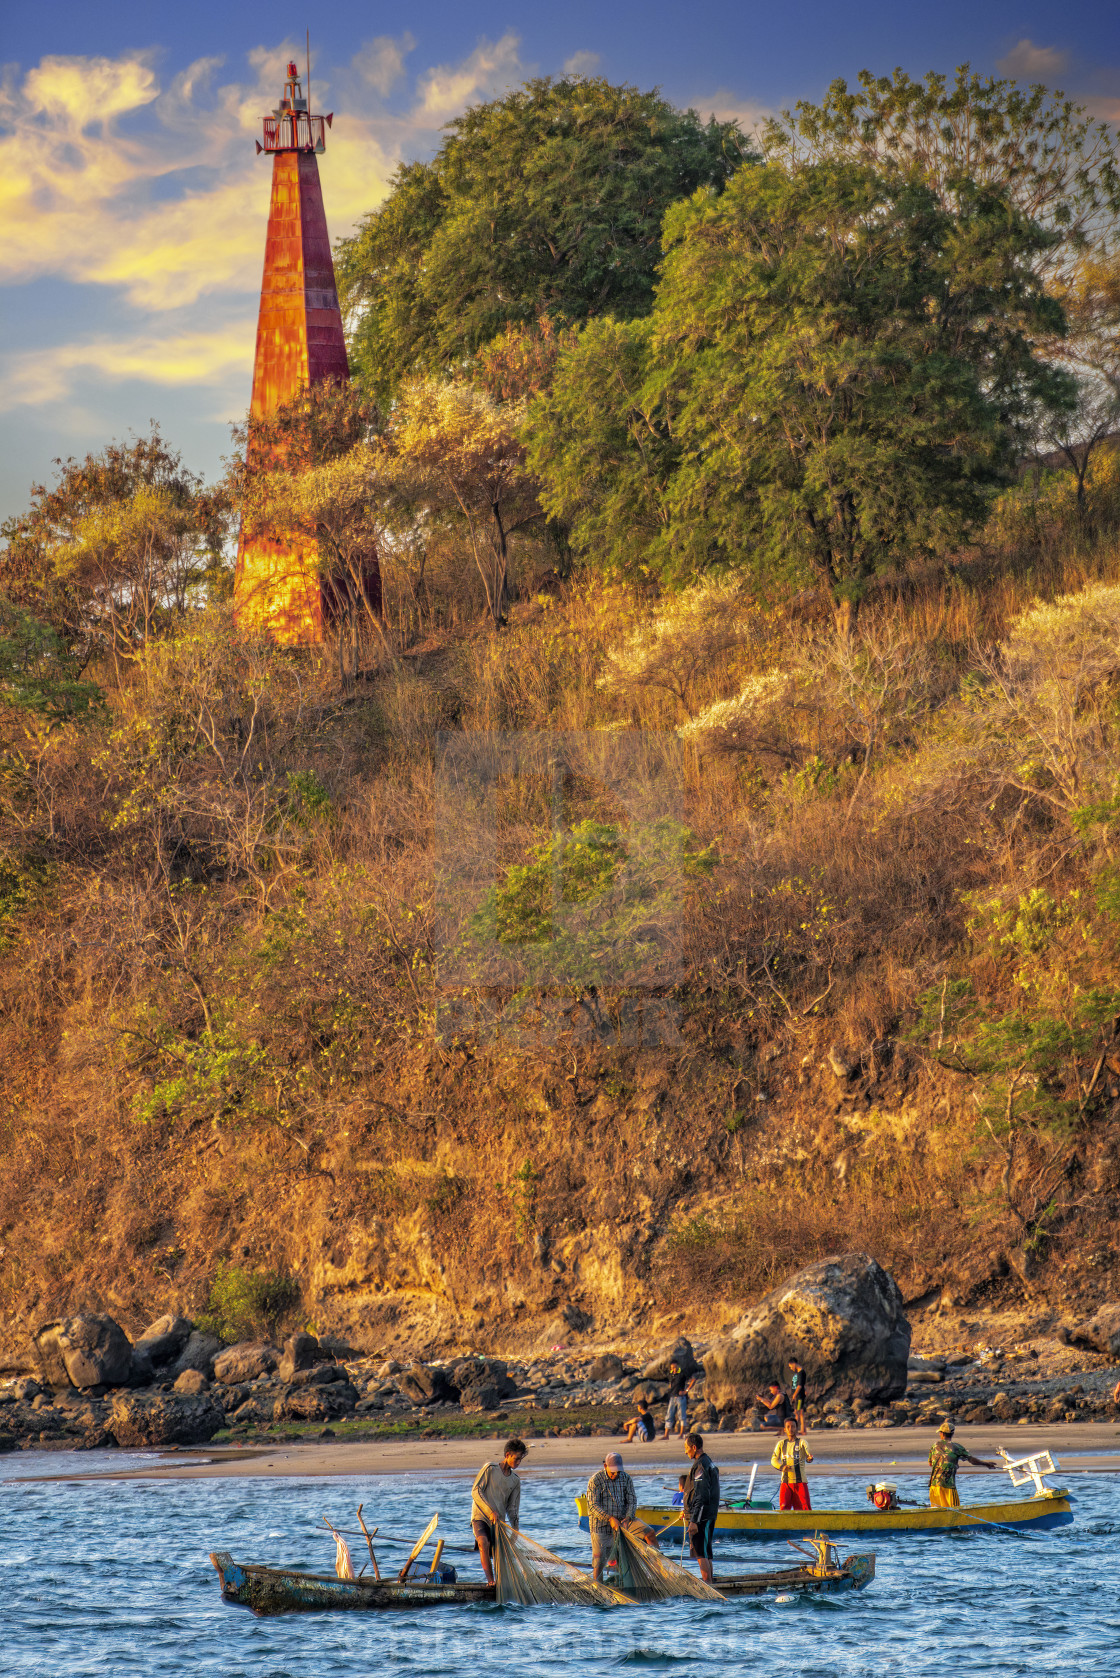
[2,1456,1118,1677]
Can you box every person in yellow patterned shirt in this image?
[927,1420,998,1507]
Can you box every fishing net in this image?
[608,1528,724,1602]
[493,1521,631,1607]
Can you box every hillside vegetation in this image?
[2,67,1120,1367]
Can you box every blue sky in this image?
[3,1,1118,520]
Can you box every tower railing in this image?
[259,112,330,153]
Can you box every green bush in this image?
[196,1261,301,1343]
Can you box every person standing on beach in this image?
[787,1358,807,1435]
[663,1360,694,1438]
[927,1420,998,1508]
[771,1417,814,1510]
[683,1431,720,1584]
[471,1438,527,1585]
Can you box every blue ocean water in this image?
[1,1456,1117,1678]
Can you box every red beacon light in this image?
[256,60,333,155]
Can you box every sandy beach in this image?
[19,1420,1120,1484]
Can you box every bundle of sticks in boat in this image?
[321,1507,447,1583]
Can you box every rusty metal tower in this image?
[233,58,377,645]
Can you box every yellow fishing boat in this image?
[576,1449,1073,1540]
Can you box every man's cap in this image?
[604,1451,623,1468]
[939,1421,955,1435]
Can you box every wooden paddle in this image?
[397,1513,439,1582]
[426,1538,446,1578]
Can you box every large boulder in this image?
[278,1333,321,1383]
[169,1331,223,1381]
[285,1362,346,1389]
[642,1337,700,1379]
[274,1380,358,1423]
[33,1316,133,1390]
[173,1369,210,1395]
[132,1315,193,1367]
[213,1341,280,1384]
[703,1253,911,1409]
[448,1358,515,1411]
[1074,1304,1120,1358]
[589,1353,627,1381]
[31,1324,70,1387]
[109,1390,225,1447]
[399,1362,459,1405]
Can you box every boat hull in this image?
[210,1550,874,1613]
[210,1552,494,1614]
[576,1491,1072,1539]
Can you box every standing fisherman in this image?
[683,1431,720,1584]
[585,1451,659,1581]
[771,1416,814,1510]
[471,1438,527,1584]
[927,1421,998,1508]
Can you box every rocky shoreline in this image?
[3,1320,1118,1456]
[6,1257,1117,1455]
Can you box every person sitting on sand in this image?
[771,1417,814,1510]
[756,1381,794,1431]
[586,1452,660,1581]
[471,1438,527,1585]
[927,1420,998,1508]
[623,1397,655,1444]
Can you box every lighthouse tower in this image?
[234,61,374,644]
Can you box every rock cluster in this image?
[3,1268,1117,1452]
[703,1253,911,1408]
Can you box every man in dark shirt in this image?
[663,1360,695,1438]
[683,1431,719,1583]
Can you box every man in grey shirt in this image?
[471,1438,527,1585]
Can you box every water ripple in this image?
[1,1461,1116,1676]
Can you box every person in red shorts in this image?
[771,1416,814,1511]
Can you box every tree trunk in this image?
[337,606,359,686]
[833,596,858,641]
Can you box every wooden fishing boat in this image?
[209,1546,875,1615]
[575,1487,1073,1539]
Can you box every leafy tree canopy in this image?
[530,155,1074,627]
[765,65,1120,265]
[336,75,752,402]
[1,428,226,674]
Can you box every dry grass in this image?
[3,465,1120,1346]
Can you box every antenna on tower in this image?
[306,29,311,117]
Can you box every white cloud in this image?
[3,322,255,407]
[414,32,524,125]
[997,40,1071,81]
[354,33,416,97]
[563,51,601,77]
[692,88,774,135]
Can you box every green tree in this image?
[336,76,751,402]
[765,65,1120,268]
[525,316,680,581]
[390,379,542,624]
[1,428,226,681]
[532,156,1071,631]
